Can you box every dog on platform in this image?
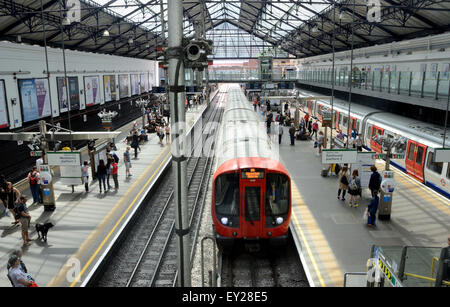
[35,222,54,242]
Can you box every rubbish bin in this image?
[378,171,396,220]
[39,164,56,211]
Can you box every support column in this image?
[168,0,190,287]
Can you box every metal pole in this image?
[168,0,190,287]
[443,80,450,148]
[59,1,73,150]
[330,1,336,149]
[160,0,169,116]
[346,0,355,148]
[40,0,55,128]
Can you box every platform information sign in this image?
[355,151,376,188]
[47,151,81,166]
[322,149,357,164]
[435,148,450,163]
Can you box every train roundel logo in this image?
[441,178,446,186]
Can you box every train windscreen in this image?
[215,173,240,227]
[265,174,290,227]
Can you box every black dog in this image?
[35,223,54,242]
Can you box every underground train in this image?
[298,90,450,198]
[212,85,291,247]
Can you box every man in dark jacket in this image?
[368,166,381,197]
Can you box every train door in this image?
[335,112,340,130]
[370,125,384,153]
[240,179,265,238]
[405,140,426,182]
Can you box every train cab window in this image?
[407,143,415,161]
[416,146,424,165]
[265,174,290,227]
[426,152,443,175]
[214,173,239,219]
[245,187,260,222]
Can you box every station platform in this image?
[0,103,208,287]
[275,107,450,287]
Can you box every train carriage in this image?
[212,85,291,248]
[296,90,450,198]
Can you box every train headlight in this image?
[221,217,229,225]
[276,217,284,225]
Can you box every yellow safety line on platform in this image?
[48,109,203,287]
[47,145,171,287]
[385,163,450,209]
[290,182,344,287]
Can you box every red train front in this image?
[211,86,291,248]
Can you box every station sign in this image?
[47,151,81,166]
[322,149,357,164]
[435,148,450,163]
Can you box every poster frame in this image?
[17,77,52,123]
[103,74,117,102]
[83,75,100,107]
[119,74,130,99]
[56,76,80,113]
[0,79,10,129]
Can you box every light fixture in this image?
[312,25,318,33]
[128,37,134,44]
[62,16,71,26]
[339,11,345,20]
[145,43,150,48]
[103,29,110,37]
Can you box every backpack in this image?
[340,173,348,185]
[334,164,341,175]
[29,173,37,185]
[113,153,120,163]
[13,205,22,220]
[349,178,358,191]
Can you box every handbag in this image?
[314,141,318,148]
[363,208,369,221]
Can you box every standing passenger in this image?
[5,182,20,224]
[337,166,349,201]
[81,161,89,192]
[348,169,361,208]
[27,167,41,204]
[312,121,319,140]
[97,159,107,194]
[16,196,31,246]
[124,147,132,178]
[277,123,284,145]
[368,166,382,197]
[289,124,296,146]
[111,159,119,190]
[367,191,379,227]
[317,131,325,155]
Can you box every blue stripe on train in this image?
[364,145,449,199]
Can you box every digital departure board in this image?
[241,168,264,179]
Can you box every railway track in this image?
[91,92,225,287]
[219,232,310,287]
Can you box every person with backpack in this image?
[27,166,41,204]
[277,122,284,145]
[369,166,382,197]
[312,121,319,140]
[337,166,349,201]
[348,169,361,208]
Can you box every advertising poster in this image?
[0,80,8,128]
[84,76,100,107]
[131,74,140,96]
[57,77,80,113]
[140,74,148,93]
[119,74,130,99]
[103,75,116,102]
[19,78,51,122]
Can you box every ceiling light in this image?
[62,17,71,26]
[103,29,110,37]
[128,37,134,44]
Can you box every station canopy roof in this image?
[0,0,449,60]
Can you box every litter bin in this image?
[39,164,56,211]
[378,171,396,220]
